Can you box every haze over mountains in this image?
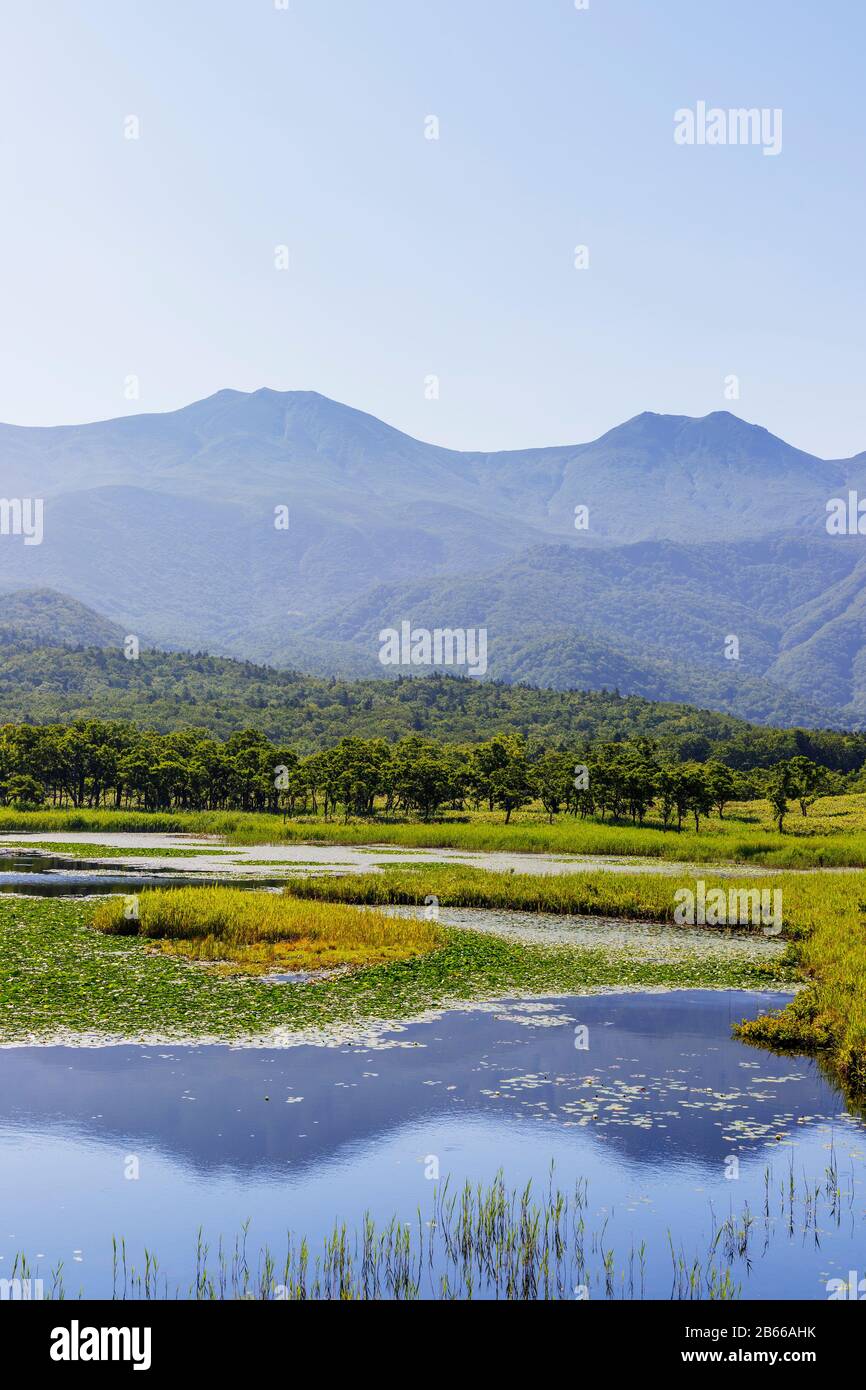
[2,388,865,729]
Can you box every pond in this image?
[0,850,290,896]
[1,991,863,1299]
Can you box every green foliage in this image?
[288,864,866,1105]
[3,635,866,769]
[763,757,842,834]
[0,711,847,846]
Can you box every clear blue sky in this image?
[1,0,863,458]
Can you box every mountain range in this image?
[2,389,865,728]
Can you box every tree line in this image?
[0,720,840,831]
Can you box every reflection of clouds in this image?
[0,992,852,1184]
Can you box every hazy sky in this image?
[1,0,863,457]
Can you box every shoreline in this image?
[0,981,800,1051]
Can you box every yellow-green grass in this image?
[279,861,827,927]
[0,840,235,859]
[92,886,442,974]
[737,882,866,1094]
[728,793,866,837]
[6,800,866,865]
[282,863,866,1098]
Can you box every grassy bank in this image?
[736,892,866,1094]
[4,803,866,866]
[93,886,439,973]
[280,864,866,1097]
[279,863,798,921]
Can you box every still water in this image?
[1,991,863,1299]
[0,851,287,896]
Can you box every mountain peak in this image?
[588,407,818,468]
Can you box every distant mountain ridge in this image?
[2,389,865,727]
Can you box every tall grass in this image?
[280,863,793,924]
[92,886,441,973]
[283,864,866,1098]
[738,883,866,1095]
[217,816,866,867]
[15,1161,850,1301]
[5,804,866,866]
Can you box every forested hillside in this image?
[1,634,864,770]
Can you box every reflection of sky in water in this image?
[0,851,288,895]
[0,835,815,879]
[1,991,864,1298]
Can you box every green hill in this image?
[0,634,863,770]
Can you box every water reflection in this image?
[0,850,287,896]
[1,991,862,1298]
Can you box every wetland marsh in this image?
[1,824,862,1301]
